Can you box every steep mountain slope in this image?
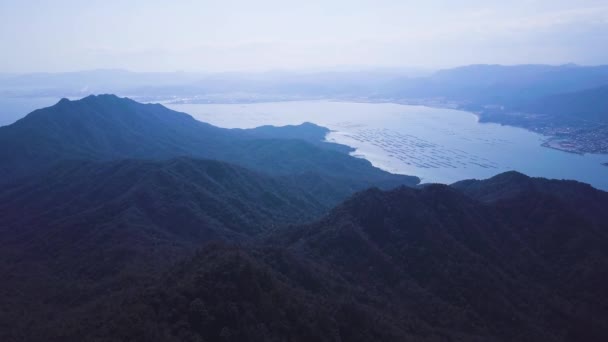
[284,182,608,341]
[0,94,419,188]
[0,157,331,239]
[27,172,608,342]
[63,244,416,342]
[0,157,355,341]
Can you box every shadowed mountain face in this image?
[0,157,331,241]
[263,178,608,341]
[0,94,419,187]
[0,156,397,338]
[452,171,608,225]
[10,172,606,342]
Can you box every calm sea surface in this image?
[167,101,608,190]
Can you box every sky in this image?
[0,0,607,72]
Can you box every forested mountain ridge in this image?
[0,156,373,341]
[8,172,606,342]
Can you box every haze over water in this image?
[167,100,608,190]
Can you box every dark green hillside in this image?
[0,157,352,341]
[76,244,413,342]
[23,172,608,342]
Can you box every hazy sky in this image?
[1,0,607,72]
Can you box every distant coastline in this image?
[310,96,608,156]
[540,140,585,155]
[388,99,608,156]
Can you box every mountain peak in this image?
[54,94,125,106]
[451,170,530,187]
[82,93,121,100]
[483,170,530,182]
[79,93,133,105]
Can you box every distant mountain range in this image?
[0,64,604,104]
[517,85,608,124]
[383,64,608,110]
[0,95,606,341]
[2,64,606,126]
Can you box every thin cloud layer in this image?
[0,0,606,72]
